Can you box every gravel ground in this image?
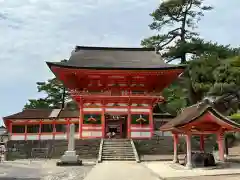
[0,159,94,180]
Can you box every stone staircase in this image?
[99,139,139,162]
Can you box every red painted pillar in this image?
[53,119,56,140]
[149,107,154,138]
[66,118,70,140]
[172,133,179,163]
[127,104,131,139]
[101,103,105,138]
[200,135,205,152]
[79,98,83,139]
[217,131,225,162]
[24,121,28,141]
[38,120,42,140]
[185,133,192,169]
[9,121,12,135]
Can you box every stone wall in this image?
[133,135,216,158]
[6,139,100,160]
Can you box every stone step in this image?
[103,141,131,143]
[102,157,135,160]
[103,151,134,154]
[103,149,133,152]
[103,145,132,147]
[103,144,132,147]
[102,155,135,158]
[102,149,133,152]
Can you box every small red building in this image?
[3,46,184,140]
[160,101,240,168]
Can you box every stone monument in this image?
[57,124,82,166]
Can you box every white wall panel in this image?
[106,108,127,112]
[130,109,150,112]
[40,134,53,140]
[11,135,25,140]
[131,132,141,138]
[54,134,67,140]
[83,108,102,111]
[26,135,38,140]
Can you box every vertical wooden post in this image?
[101,101,105,138]
[9,121,12,136]
[149,107,154,138]
[127,104,131,139]
[66,118,70,140]
[24,121,28,141]
[217,131,225,162]
[172,133,179,163]
[200,134,205,152]
[186,133,192,169]
[53,119,56,140]
[38,120,42,140]
[79,98,83,139]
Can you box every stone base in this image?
[56,151,82,166]
[56,160,82,166]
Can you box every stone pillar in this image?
[57,123,82,165]
[200,135,205,152]
[68,124,75,151]
[173,133,179,163]
[217,132,225,162]
[186,133,192,169]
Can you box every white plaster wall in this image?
[40,134,53,140]
[83,108,102,112]
[82,131,91,137]
[82,126,102,130]
[26,135,38,140]
[82,131,102,137]
[130,108,150,112]
[131,126,150,130]
[131,132,141,138]
[90,131,102,137]
[140,132,151,138]
[11,135,25,140]
[54,134,67,140]
[106,108,127,112]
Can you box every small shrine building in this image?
[160,101,240,168]
[3,46,185,140]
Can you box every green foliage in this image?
[229,113,240,124]
[141,0,213,63]
[160,82,188,115]
[188,54,220,95]
[24,78,70,109]
[209,56,240,96]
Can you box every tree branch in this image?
[160,35,178,49]
[165,8,181,22]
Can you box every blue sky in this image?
[0,0,240,125]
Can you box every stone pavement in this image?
[83,161,161,180]
[167,175,240,180]
[144,161,240,179]
[0,159,94,180]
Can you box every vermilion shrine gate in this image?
[3,46,185,140]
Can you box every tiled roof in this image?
[47,46,186,70]
[160,102,240,131]
[3,109,79,120]
[3,109,53,120]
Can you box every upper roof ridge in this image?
[74,46,155,52]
